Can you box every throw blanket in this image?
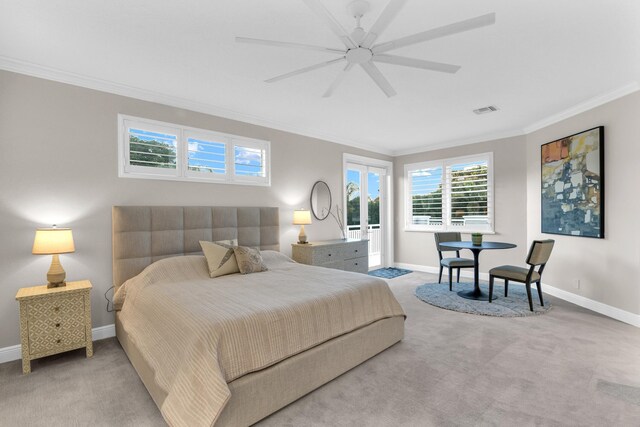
[116,251,405,427]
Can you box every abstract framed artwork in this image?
[541,126,604,238]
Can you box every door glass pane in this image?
[368,171,381,268]
[346,169,361,239]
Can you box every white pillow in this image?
[200,241,240,278]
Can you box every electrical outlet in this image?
[573,278,581,289]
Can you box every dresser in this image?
[291,239,369,274]
[15,280,93,374]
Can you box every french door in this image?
[345,160,390,269]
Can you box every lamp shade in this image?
[292,209,312,225]
[32,228,75,255]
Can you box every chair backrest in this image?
[434,232,462,252]
[526,239,555,266]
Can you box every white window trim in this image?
[118,114,271,186]
[404,152,494,234]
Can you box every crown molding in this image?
[0,56,393,156]
[391,128,525,156]
[523,81,640,134]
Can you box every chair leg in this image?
[449,267,453,291]
[504,280,509,297]
[489,275,494,303]
[438,266,443,284]
[456,268,460,283]
[525,282,534,311]
[536,281,544,306]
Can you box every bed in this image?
[112,206,405,427]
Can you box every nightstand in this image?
[291,239,369,274]
[15,280,93,374]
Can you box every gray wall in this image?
[393,135,529,273]
[0,71,391,348]
[525,91,640,315]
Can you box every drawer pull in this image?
[328,253,332,257]
[56,339,61,344]
[55,323,61,328]
[355,249,358,253]
[355,262,358,266]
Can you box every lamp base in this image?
[298,225,308,244]
[46,254,67,288]
[47,281,67,289]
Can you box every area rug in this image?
[415,282,552,317]
[369,267,412,279]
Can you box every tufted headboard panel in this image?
[112,206,279,290]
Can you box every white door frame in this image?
[343,153,394,268]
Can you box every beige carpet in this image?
[1,271,639,426]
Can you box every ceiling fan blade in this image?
[373,54,461,73]
[361,0,408,48]
[360,61,396,97]
[302,0,357,49]
[265,57,346,83]
[323,63,355,97]
[372,12,496,54]
[235,37,344,54]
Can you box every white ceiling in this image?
[1,0,639,155]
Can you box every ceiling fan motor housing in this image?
[346,47,373,64]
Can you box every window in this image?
[118,114,270,186]
[405,153,493,232]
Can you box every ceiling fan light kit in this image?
[236,0,496,98]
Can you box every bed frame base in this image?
[116,314,404,426]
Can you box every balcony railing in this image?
[347,224,381,267]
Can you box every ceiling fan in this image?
[236,0,495,97]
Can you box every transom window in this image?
[405,153,494,232]
[118,114,270,186]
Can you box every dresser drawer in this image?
[342,240,368,260]
[317,260,344,271]
[27,294,86,355]
[343,256,368,274]
[310,245,342,264]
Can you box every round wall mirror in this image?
[310,181,332,220]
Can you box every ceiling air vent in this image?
[473,105,499,115]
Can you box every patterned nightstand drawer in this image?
[28,326,86,355]
[16,280,93,374]
[27,294,84,326]
[27,296,86,355]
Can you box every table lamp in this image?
[293,209,312,244]
[32,226,75,288]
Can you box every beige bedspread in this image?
[115,251,405,427]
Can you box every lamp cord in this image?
[104,286,115,313]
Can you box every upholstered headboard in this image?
[112,206,280,289]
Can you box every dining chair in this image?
[434,232,475,291]
[488,239,555,311]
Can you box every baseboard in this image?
[0,323,116,364]
[539,284,640,327]
[395,262,640,328]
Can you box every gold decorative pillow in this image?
[200,241,240,278]
[214,239,238,247]
[233,246,268,274]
